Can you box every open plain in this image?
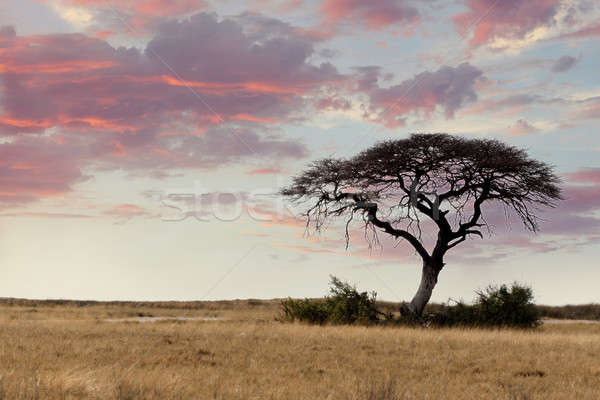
[0,299,599,399]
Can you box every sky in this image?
[0,0,599,305]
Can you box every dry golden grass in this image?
[0,300,599,399]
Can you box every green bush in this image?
[474,283,540,328]
[280,298,329,325]
[325,276,382,324]
[429,283,541,328]
[279,276,388,325]
[428,301,478,327]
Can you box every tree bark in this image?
[408,260,442,316]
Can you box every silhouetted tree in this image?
[281,133,562,316]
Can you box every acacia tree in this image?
[281,133,562,316]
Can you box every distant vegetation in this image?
[536,304,600,320]
[1,292,599,321]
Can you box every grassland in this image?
[0,299,599,399]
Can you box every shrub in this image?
[427,300,478,327]
[429,283,541,328]
[325,276,382,325]
[280,298,329,325]
[474,283,540,328]
[279,276,388,325]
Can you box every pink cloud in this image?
[315,95,352,111]
[0,136,90,204]
[247,0,305,14]
[35,0,208,34]
[320,0,419,30]
[247,206,305,229]
[555,20,600,40]
[356,63,484,128]
[566,168,600,184]
[54,0,206,16]
[273,241,341,255]
[508,119,538,136]
[0,14,341,136]
[571,98,600,119]
[0,212,94,218]
[559,183,600,216]
[461,93,555,117]
[453,0,561,49]
[246,168,282,175]
[301,0,421,40]
[242,229,269,237]
[1,13,354,206]
[104,204,151,219]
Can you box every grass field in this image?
[1,299,599,399]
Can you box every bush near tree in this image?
[280,277,541,328]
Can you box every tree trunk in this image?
[408,260,442,316]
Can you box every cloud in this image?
[146,13,341,96]
[320,0,419,30]
[1,13,341,135]
[554,20,600,40]
[38,0,208,33]
[0,12,495,207]
[560,181,600,216]
[453,0,562,50]
[0,212,94,218]
[104,203,152,219]
[0,136,90,204]
[571,97,600,119]
[315,96,352,111]
[508,119,538,135]
[249,206,305,229]
[0,13,347,206]
[0,26,16,37]
[246,168,282,175]
[357,63,485,128]
[273,241,341,255]
[300,0,422,40]
[566,167,600,184]
[551,55,578,72]
[462,93,566,117]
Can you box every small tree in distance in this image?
[281,133,562,317]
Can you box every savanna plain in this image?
[0,299,599,399]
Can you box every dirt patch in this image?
[542,319,599,324]
[105,316,226,323]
